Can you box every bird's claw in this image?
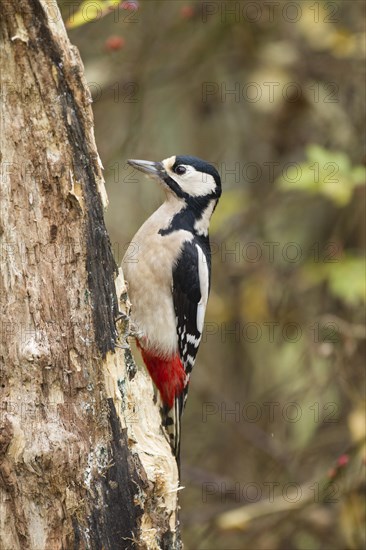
[114,342,130,350]
[128,322,144,340]
[115,310,130,323]
[116,311,143,341]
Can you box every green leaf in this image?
[66,0,123,29]
[277,145,366,206]
[326,257,366,305]
[302,256,366,305]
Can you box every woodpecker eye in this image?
[175,165,186,175]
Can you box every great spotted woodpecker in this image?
[122,155,221,459]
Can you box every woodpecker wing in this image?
[163,238,210,459]
[172,237,211,390]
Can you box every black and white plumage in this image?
[122,155,221,460]
[173,237,210,394]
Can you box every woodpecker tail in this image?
[136,342,187,460]
[162,393,185,461]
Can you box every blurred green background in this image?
[61,1,365,548]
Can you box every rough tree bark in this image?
[0,1,180,549]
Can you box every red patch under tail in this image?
[136,341,186,409]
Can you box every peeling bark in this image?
[0,1,180,548]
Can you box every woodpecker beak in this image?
[127,159,165,179]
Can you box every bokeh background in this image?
[61,1,365,548]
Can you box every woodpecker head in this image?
[127,155,221,203]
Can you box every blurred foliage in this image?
[65,0,138,29]
[61,1,366,548]
[277,145,366,205]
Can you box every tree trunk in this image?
[0,2,180,548]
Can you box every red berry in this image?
[337,454,349,467]
[181,5,194,19]
[105,36,125,51]
[121,0,139,10]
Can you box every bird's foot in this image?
[128,322,144,341]
[114,342,130,350]
[115,309,144,342]
[115,310,130,323]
